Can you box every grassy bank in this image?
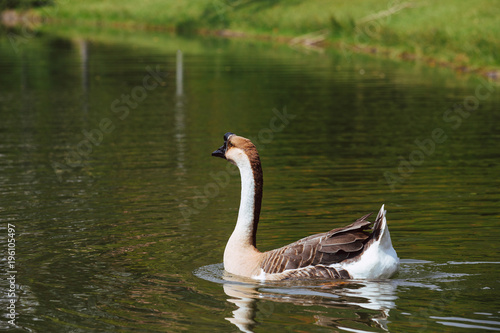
[16,0,500,76]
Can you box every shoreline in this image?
[2,9,499,81]
[203,28,500,81]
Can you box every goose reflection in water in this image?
[221,271,397,333]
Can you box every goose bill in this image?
[212,143,227,159]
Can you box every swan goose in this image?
[212,132,399,280]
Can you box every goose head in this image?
[211,132,259,167]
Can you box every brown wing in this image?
[259,213,373,276]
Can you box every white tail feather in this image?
[333,204,399,279]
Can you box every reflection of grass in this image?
[33,0,500,70]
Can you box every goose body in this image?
[212,133,399,280]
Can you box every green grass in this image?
[31,0,500,71]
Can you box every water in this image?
[0,28,499,332]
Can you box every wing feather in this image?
[279,265,352,279]
[260,213,374,276]
[320,241,364,253]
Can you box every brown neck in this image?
[250,153,263,247]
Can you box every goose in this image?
[212,132,399,280]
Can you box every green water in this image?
[0,29,499,332]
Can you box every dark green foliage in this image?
[329,15,344,34]
[1,0,52,10]
[329,15,355,36]
[176,18,200,34]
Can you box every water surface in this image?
[0,28,499,332]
